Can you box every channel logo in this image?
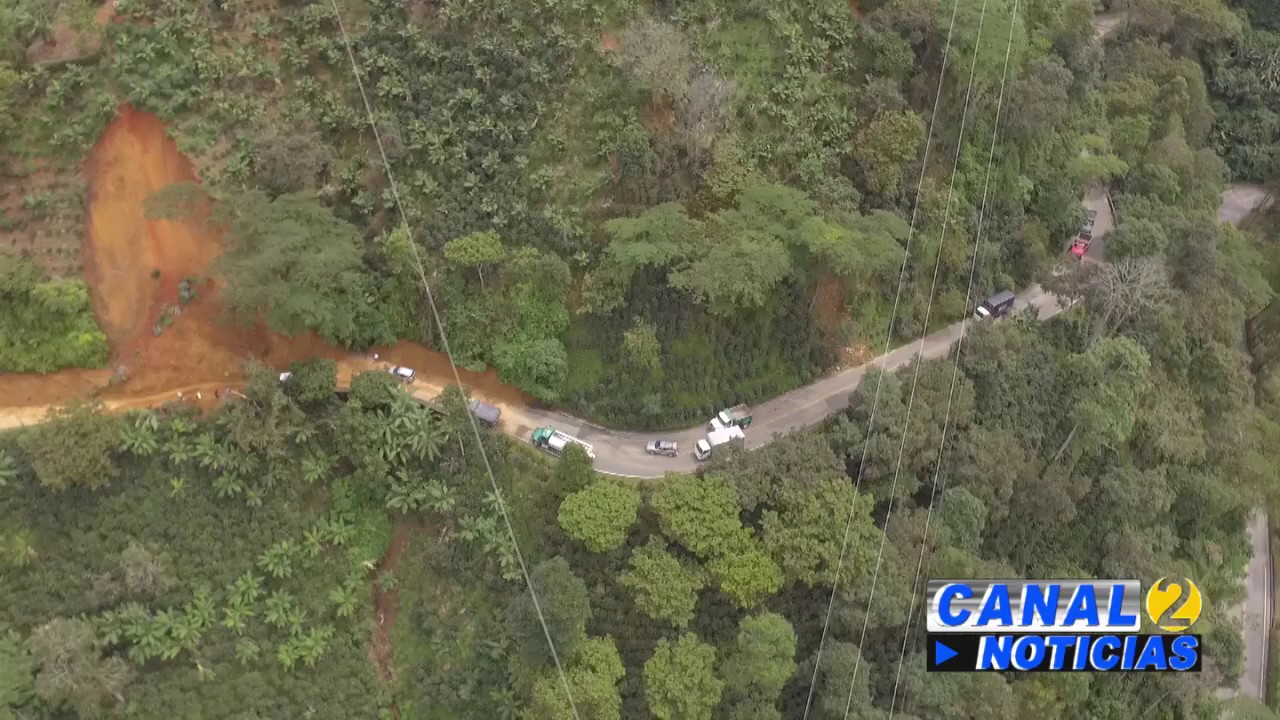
[926,579,1202,673]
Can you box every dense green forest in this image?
[2,0,1277,425]
[0,0,1107,423]
[4,0,1280,717]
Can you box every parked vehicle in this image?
[974,290,1016,320]
[694,426,745,461]
[1069,236,1090,259]
[388,366,416,383]
[470,400,501,427]
[278,372,292,382]
[714,404,753,429]
[1081,209,1098,240]
[531,427,596,461]
[646,440,679,457]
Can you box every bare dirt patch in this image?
[813,272,876,369]
[96,0,117,25]
[640,99,676,134]
[600,32,620,52]
[840,343,874,368]
[26,0,107,66]
[81,105,270,397]
[0,105,534,433]
[813,272,845,334]
[368,516,421,720]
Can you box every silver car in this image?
[646,440,678,457]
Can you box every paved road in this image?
[522,188,1113,478]
[516,285,1069,478]
[1220,184,1274,225]
[1221,512,1274,702]
[1215,184,1274,704]
[1081,184,1116,263]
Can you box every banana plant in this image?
[234,638,261,666]
[303,527,325,558]
[264,591,295,630]
[328,584,358,619]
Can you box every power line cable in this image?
[841,0,995,717]
[325,4,581,717]
[800,1,966,715]
[886,1,1021,716]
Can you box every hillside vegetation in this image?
[2,0,1280,718]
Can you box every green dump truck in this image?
[531,427,596,461]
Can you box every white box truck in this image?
[694,425,745,461]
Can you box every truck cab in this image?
[531,427,596,461]
[694,425,745,461]
[715,404,753,429]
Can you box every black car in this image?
[646,440,678,457]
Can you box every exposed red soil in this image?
[0,105,532,429]
[369,516,421,720]
[600,32,620,52]
[813,272,875,368]
[813,272,845,336]
[80,105,271,398]
[368,340,530,409]
[96,0,116,25]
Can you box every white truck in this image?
[694,425,745,462]
[531,426,596,461]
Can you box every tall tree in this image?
[619,541,706,629]
[19,401,121,492]
[30,619,132,719]
[651,474,744,558]
[855,110,925,195]
[558,480,641,553]
[444,231,506,289]
[212,190,390,348]
[551,445,597,500]
[720,612,798,720]
[619,17,694,100]
[644,633,724,720]
[706,537,784,609]
[505,557,592,668]
[527,637,625,720]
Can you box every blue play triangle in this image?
[935,640,957,665]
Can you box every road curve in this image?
[523,285,1067,478]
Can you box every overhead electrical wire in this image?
[837,0,999,717]
[800,1,966,716]
[325,3,582,717]
[890,2,1022,715]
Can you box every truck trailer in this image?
[714,404,753,429]
[531,427,596,461]
[694,425,745,461]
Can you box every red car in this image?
[1069,236,1090,259]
